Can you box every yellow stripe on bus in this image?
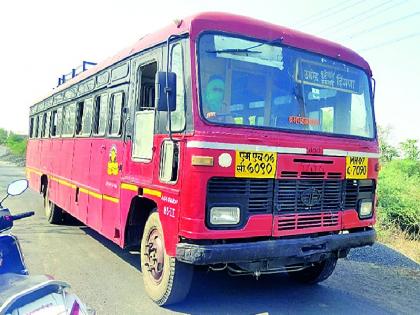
[143,188,162,198]
[26,166,119,203]
[26,167,43,176]
[103,195,119,203]
[120,183,138,192]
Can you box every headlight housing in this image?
[210,207,240,225]
[358,199,373,218]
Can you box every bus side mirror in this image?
[156,72,177,112]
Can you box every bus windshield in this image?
[198,33,375,139]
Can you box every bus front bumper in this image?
[176,229,375,265]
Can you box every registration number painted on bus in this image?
[346,156,368,179]
[235,151,277,178]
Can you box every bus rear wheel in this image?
[287,256,337,284]
[44,190,63,224]
[141,212,193,306]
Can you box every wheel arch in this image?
[123,195,157,249]
[40,174,48,196]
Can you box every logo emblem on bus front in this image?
[301,188,321,207]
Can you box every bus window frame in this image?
[75,98,94,138]
[44,111,51,138]
[50,107,63,138]
[107,88,126,138]
[92,92,109,137]
[196,31,377,141]
[61,102,76,138]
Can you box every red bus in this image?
[26,12,379,305]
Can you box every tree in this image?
[378,125,399,162]
[0,128,7,144]
[400,139,420,161]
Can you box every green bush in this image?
[377,159,420,238]
[4,132,27,156]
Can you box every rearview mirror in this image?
[156,72,177,112]
[7,179,29,196]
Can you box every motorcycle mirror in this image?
[7,179,29,196]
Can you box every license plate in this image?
[346,156,368,179]
[235,151,277,178]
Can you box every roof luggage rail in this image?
[57,60,97,87]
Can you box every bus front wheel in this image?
[141,212,193,306]
[287,256,337,284]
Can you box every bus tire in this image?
[287,256,337,284]
[141,212,193,306]
[44,190,63,224]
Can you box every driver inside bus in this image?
[203,76,230,121]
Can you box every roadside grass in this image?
[375,159,420,264]
[376,213,420,264]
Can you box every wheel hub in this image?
[144,228,164,282]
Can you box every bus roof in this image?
[34,12,371,105]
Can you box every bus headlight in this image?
[358,199,373,218]
[210,207,240,225]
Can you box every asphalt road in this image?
[0,160,419,315]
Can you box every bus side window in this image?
[51,108,63,137]
[62,103,76,137]
[138,62,157,111]
[40,113,47,138]
[29,117,34,138]
[81,98,93,136]
[109,92,124,136]
[34,115,39,138]
[76,101,84,135]
[170,43,185,131]
[45,112,51,138]
[93,93,108,136]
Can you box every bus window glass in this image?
[45,112,51,138]
[81,98,93,136]
[29,117,34,138]
[198,34,374,139]
[76,102,84,135]
[170,44,185,131]
[34,116,39,138]
[93,93,108,136]
[56,108,63,137]
[138,62,157,110]
[40,113,47,138]
[109,92,124,136]
[62,103,76,137]
[50,108,63,137]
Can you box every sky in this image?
[0,0,419,144]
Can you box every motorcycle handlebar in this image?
[10,211,35,221]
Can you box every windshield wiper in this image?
[206,48,262,54]
[207,42,265,54]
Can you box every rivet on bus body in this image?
[218,153,232,168]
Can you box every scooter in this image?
[0,179,94,315]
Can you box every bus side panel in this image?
[26,140,41,193]
[156,138,184,257]
[59,138,76,214]
[101,140,124,242]
[40,139,52,174]
[71,138,92,223]
[32,140,41,172]
[48,139,61,208]
[87,138,105,232]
